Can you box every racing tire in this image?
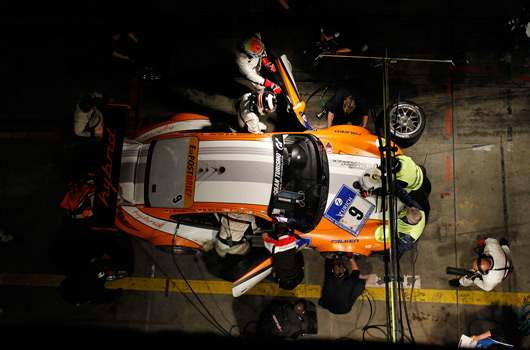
[157,245,203,255]
[376,100,426,148]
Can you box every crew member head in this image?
[473,256,493,274]
[255,91,277,115]
[241,33,265,58]
[293,298,307,316]
[343,95,356,115]
[406,207,422,225]
[332,259,346,278]
[78,95,98,113]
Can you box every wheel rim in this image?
[389,103,423,139]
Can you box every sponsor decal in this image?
[333,129,361,135]
[331,238,360,243]
[330,158,379,171]
[131,209,166,229]
[271,135,284,195]
[325,142,333,154]
[98,127,118,207]
[185,137,199,207]
[137,123,175,142]
[324,184,375,237]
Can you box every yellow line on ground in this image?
[1,273,528,306]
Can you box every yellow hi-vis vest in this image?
[397,209,426,241]
[395,155,423,191]
[375,209,426,243]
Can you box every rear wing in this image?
[271,54,314,131]
[92,104,130,228]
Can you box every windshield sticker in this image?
[185,137,199,207]
[272,135,284,196]
[329,158,379,171]
[324,184,375,237]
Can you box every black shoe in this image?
[500,238,509,247]
[449,279,461,287]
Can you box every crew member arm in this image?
[327,111,335,128]
[236,54,265,86]
[245,117,262,133]
[73,109,93,137]
[395,184,422,210]
[361,114,368,128]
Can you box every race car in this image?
[78,53,411,297]
[116,113,401,251]
[82,103,405,296]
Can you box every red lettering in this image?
[97,127,117,207]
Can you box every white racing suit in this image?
[459,238,512,291]
[73,91,104,138]
[215,213,257,258]
[236,93,267,133]
[235,50,266,93]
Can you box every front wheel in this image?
[377,100,426,148]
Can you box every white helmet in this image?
[256,91,277,115]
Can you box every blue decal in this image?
[324,184,375,237]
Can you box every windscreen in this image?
[268,134,329,232]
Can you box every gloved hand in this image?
[262,57,276,72]
[259,122,267,131]
[264,79,281,94]
[470,272,482,281]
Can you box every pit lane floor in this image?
[1,2,530,348]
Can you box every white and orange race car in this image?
[79,54,412,297]
[85,104,405,296]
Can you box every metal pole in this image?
[379,51,402,344]
[320,54,454,65]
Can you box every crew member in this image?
[392,154,424,192]
[262,223,304,290]
[257,298,308,339]
[325,87,368,128]
[397,184,426,259]
[449,238,513,291]
[73,91,114,138]
[214,213,257,258]
[236,91,277,133]
[319,255,365,314]
[235,33,282,94]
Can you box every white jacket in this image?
[73,91,104,137]
[237,93,267,133]
[235,50,266,92]
[214,213,256,258]
[460,238,512,291]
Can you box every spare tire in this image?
[377,100,426,148]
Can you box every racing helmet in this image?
[241,34,265,57]
[256,91,277,115]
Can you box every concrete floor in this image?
[1,1,530,348]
